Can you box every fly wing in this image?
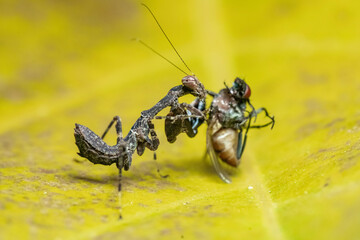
[206,122,232,184]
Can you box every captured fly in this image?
[206,78,274,183]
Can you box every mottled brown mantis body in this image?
[74,75,207,218]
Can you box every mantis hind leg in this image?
[117,167,123,219]
[101,116,123,143]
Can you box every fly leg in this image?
[236,128,244,161]
[176,99,206,138]
[236,126,250,164]
[236,105,273,165]
[185,98,206,136]
[179,101,205,120]
[250,107,275,129]
[206,90,217,97]
[247,100,257,122]
[236,115,253,163]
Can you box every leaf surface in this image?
[1,1,360,239]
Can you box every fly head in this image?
[230,78,251,100]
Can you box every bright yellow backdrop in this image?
[1,0,360,239]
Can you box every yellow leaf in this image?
[1,1,359,239]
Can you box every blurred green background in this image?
[1,0,360,239]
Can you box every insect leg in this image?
[247,100,258,122]
[143,121,168,178]
[145,120,160,151]
[188,98,206,131]
[153,152,169,178]
[236,128,244,160]
[155,115,203,120]
[249,121,273,129]
[250,107,275,129]
[162,99,205,142]
[206,90,217,97]
[101,116,123,141]
[117,167,123,219]
[135,119,159,156]
[179,102,205,119]
[164,107,185,143]
[179,100,206,137]
[238,115,252,161]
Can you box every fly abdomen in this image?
[211,128,239,167]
